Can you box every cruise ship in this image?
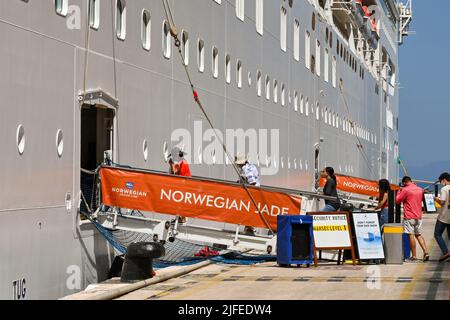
[0,0,412,299]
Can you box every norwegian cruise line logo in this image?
[111,181,148,199]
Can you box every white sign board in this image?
[353,213,385,260]
[423,193,437,213]
[312,214,352,248]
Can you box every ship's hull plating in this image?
[0,0,400,299]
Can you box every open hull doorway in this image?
[80,104,115,212]
[81,105,115,170]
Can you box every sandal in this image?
[438,253,450,262]
[423,253,430,262]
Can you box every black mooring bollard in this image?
[120,242,165,283]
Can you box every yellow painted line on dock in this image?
[156,266,252,300]
[399,241,435,300]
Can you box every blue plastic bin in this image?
[277,215,314,266]
[403,233,411,260]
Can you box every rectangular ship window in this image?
[237,60,243,88]
[182,30,189,66]
[280,6,287,52]
[236,0,245,21]
[198,39,205,72]
[305,31,311,69]
[116,0,126,40]
[324,49,329,82]
[142,10,151,51]
[55,0,68,16]
[256,0,263,35]
[294,20,300,61]
[316,41,321,77]
[163,21,171,59]
[89,0,100,30]
[225,54,231,84]
[212,47,219,78]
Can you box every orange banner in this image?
[319,174,399,197]
[100,167,301,231]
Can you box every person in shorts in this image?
[396,176,430,262]
[433,172,450,262]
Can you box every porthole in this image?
[143,139,148,161]
[56,129,64,157]
[248,72,252,87]
[16,125,26,155]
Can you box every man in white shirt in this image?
[235,154,260,187]
[434,172,450,262]
[235,154,260,235]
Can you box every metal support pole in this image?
[395,190,401,223]
[388,190,395,223]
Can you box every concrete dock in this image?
[63,214,449,300]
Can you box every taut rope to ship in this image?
[338,82,377,179]
[161,0,275,235]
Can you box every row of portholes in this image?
[159,141,313,171]
[154,142,359,174]
[323,162,355,175]
[16,125,64,157]
[14,125,364,172]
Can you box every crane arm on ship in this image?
[397,156,409,177]
[397,156,436,189]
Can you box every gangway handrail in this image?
[84,165,379,255]
[99,165,342,203]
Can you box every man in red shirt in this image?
[169,147,191,177]
[396,176,430,262]
[168,147,191,224]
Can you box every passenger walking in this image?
[396,176,430,262]
[374,179,391,228]
[235,154,260,235]
[433,172,450,262]
[320,167,341,212]
[168,147,191,224]
[235,154,260,187]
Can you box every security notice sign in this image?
[310,213,352,249]
[352,213,385,260]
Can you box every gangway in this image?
[80,165,379,255]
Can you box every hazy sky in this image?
[399,0,450,169]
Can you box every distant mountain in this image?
[406,160,450,182]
